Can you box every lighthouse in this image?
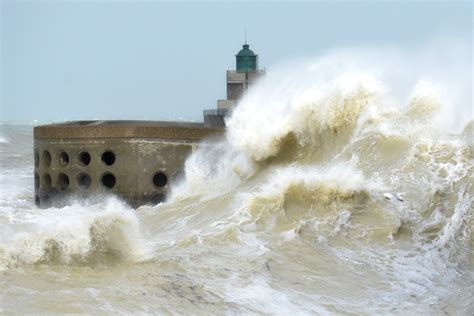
[203,41,266,127]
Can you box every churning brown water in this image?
[1,53,472,314]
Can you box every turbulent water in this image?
[1,53,473,314]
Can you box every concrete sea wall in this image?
[34,121,224,208]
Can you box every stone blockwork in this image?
[34,121,223,208]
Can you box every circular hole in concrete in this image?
[151,193,166,205]
[153,172,168,188]
[101,173,116,189]
[77,172,92,188]
[78,151,91,166]
[35,195,40,206]
[101,150,115,166]
[34,152,39,167]
[58,173,70,191]
[43,173,52,190]
[58,151,69,166]
[43,150,51,167]
[35,172,39,190]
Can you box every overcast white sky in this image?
[1,1,472,123]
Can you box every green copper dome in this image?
[236,44,256,57]
[236,44,258,71]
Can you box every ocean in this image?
[1,55,473,314]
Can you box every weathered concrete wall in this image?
[34,121,224,208]
[227,83,245,101]
[226,70,265,83]
[217,99,235,110]
[226,70,265,101]
[35,120,220,141]
[203,109,228,128]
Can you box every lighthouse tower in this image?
[204,41,265,127]
[224,42,264,103]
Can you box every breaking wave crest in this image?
[0,199,146,269]
[165,54,472,313]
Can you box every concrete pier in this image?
[34,120,223,208]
